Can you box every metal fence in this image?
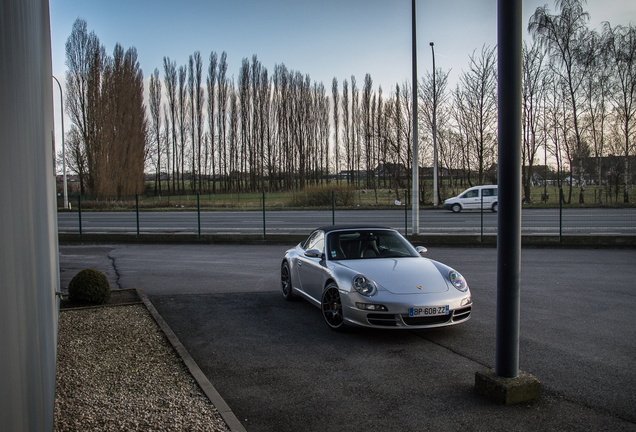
[57,189,636,241]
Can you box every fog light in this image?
[461,297,472,307]
[355,303,388,311]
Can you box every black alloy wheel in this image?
[322,283,345,331]
[281,261,294,301]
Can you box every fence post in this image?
[136,193,139,239]
[78,194,82,240]
[559,187,563,243]
[405,190,408,238]
[262,190,266,241]
[481,192,484,243]
[332,190,335,225]
[197,193,201,240]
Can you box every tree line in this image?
[64,0,635,204]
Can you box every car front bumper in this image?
[340,289,472,329]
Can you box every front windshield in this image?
[326,230,419,260]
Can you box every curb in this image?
[136,289,246,432]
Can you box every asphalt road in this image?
[59,244,636,431]
[57,207,636,236]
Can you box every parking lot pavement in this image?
[60,245,636,431]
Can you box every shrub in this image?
[68,268,111,304]
[289,184,357,207]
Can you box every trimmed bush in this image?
[68,268,111,304]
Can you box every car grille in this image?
[402,314,452,326]
[366,314,399,327]
[452,306,471,322]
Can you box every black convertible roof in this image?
[315,225,394,234]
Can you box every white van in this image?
[442,185,498,213]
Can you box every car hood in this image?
[339,258,449,294]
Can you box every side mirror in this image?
[304,249,324,259]
[416,246,428,256]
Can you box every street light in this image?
[52,75,68,209]
[430,42,438,208]
[412,0,419,235]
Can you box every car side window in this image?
[463,190,478,198]
[305,231,325,253]
[482,188,492,197]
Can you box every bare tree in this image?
[177,64,187,193]
[603,22,636,202]
[529,0,593,203]
[362,74,373,188]
[420,66,451,202]
[100,44,147,198]
[206,52,218,192]
[342,79,350,184]
[522,40,546,202]
[65,18,105,195]
[149,68,162,195]
[217,52,229,192]
[581,31,611,203]
[456,46,498,185]
[163,57,177,194]
[194,52,204,193]
[332,78,340,182]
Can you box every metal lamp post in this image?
[52,75,68,209]
[411,0,419,235]
[430,42,438,208]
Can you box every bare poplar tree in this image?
[149,68,162,195]
[342,79,350,184]
[163,57,177,194]
[178,64,187,193]
[351,76,359,183]
[65,18,105,195]
[239,58,251,192]
[332,78,340,182]
[362,74,373,188]
[206,52,218,192]
[193,52,204,193]
[217,52,229,192]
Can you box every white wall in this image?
[0,0,60,430]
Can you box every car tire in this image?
[321,283,346,331]
[492,202,498,213]
[451,203,461,213]
[281,261,295,301]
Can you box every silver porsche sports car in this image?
[281,226,472,331]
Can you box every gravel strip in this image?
[55,305,231,431]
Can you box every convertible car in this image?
[281,226,472,331]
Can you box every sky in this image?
[48,0,636,167]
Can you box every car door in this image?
[481,187,496,209]
[461,189,480,210]
[297,231,326,303]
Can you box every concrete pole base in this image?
[475,369,541,405]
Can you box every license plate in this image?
[409,305,449,317]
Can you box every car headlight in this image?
[352,275,376,296]
[449,271,468,292]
